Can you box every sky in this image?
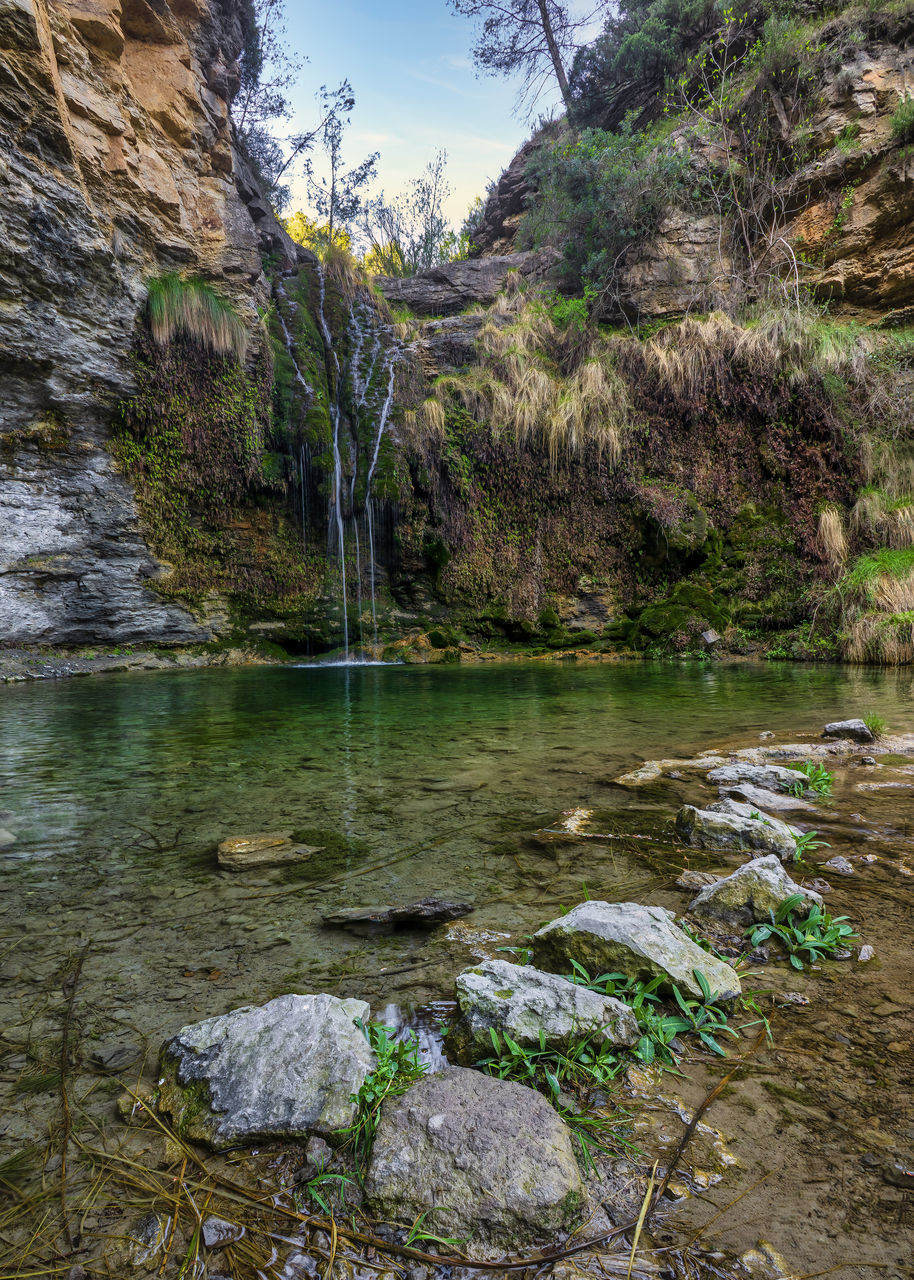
[278,1,601,229]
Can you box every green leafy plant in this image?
[835,120,861,154]
[863,712,887,737]
[338,1021,427,1174]
[405,1211,467,1249]
[891,94,914,144]
[786,760,833,796]
[745,895,859,970]
[667,972,739,1057]
[793,829,830,860]
[297,1170,358,1215]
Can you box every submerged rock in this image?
[676,804,797,860]
[365,1067,584,1251]
[675,870,721,891]
[825,855,855,876]
[322,898,473,935]
[823,719,875,744]
[216,831,321,871]
[531,901,741,1000]
[446,958,638,1064]
[158,994,374,1149]
[688,855,823,925]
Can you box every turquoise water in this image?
[0,659,911,1045]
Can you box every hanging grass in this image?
[146,273,248,360]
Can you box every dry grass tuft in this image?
[147,274,248,360]
[817,504,848,569]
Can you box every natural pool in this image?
[1,660,913,1277]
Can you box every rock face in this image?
[688,855,823,925]
[0,0,300,646]
[374,251,561,317]
[158,994,374,1148]
[446,959,638,1064]
[365,1067,584,1250]
[531,901,741,1000]
[676,803,799,860]
[823,719,876,743]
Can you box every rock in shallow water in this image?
[216,831,321,871]
[676,803,797,861]
[322,898,473,935]
[365,1067,584,1251]
[158,994,374,1148]
[688,855,823,925]
[823,719,875,744]
[708,763,810,793]
[446,958,638,1064]
[531,901,741,1000]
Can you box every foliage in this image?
[234,0,305,210]
[146,274,248,360]
[785,760,833,797]
[569,0,720,126]
[521,120,690,305]
[793,829,830,860]
[305,83,379,243]
[668,971,739,1056]
[338,1021,427,1176]
[863,712,887,736]
[745,895,859,969]
[284,211,352,253]
[891,94,914,143]
[448,0,605,114]
[362,151,467,277]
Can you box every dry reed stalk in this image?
[817,506,848,568]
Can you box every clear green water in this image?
[3,660,914,1274]
[0,659,910,1043]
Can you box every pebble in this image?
[872,1001,905,1017]
[824,856,854,876]
[858,944,876,963]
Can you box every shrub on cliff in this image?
[520,122,691,307]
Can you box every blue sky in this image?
[280,1,577,227]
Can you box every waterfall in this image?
[302,262,404,662]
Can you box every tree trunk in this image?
[537,0,571,106]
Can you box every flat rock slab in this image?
[708,763,810,793]
[158,994,374,1148]
[446,958,638,1064]
[676,804,797,860]
[365,1067,584,1251]
[531,901,741,1001]
[823,719,875,743]
[688,854,823,925]
[217,831,321,871]
[323,898,473,935]
[720,781,816,813]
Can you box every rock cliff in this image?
[0,0,289,644]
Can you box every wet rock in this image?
[860,756,877,766]
[708,763,811,793]
[115,1211,170,1268]
[158,993,374,1149]
[808,878,832,894]
[303,1135,333,1175]
[858,944,876,963]
[531,901,741,1001]
[824,856,854,876]
[882,1160,914,1190]
[688,855,823,925]
[202,1216,244,1250]
[419,312,510,369]
[217,831,321,871]
[91,1041,142,1072]
[823,719,875,744]
[322,898,473,936]
[675,804,798,860]
[675,870,720,891]
[719,781,816,813]
[0,829,16,848]
[365,1067,584,1251]
[446,958,638,1064]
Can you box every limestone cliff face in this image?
[0,0,279,644]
